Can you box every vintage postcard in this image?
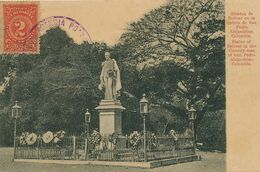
[0,0,259,172]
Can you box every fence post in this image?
[37,138,39,159]
[13,119,17,161]
[73,136,76,160]
[85,138,88,160]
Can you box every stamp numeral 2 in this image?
[3,3,39,54]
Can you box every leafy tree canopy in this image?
[0,28,109,137]
[0,0,225,151]
[114,0,225,128]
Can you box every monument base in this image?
[95,99,125,136]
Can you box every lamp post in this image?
[12,101,22,161]
[140,94,148,162]
[188,105,197,138]
[188,105,197,153]
[85,109,91,136]
[84,109,91,160]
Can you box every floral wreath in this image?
[169,129,178,141]
[109,132,118,145]
[53,130,66,144]
[149,133,157,149]
[89,130,101,147]
[129,131,142,150]
[19,132,37,145]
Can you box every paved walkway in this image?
[0,148,225,172]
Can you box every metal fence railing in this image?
[15,135,195,162]
[15,136,75,160]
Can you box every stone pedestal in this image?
[95,100,125,136]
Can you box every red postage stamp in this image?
[3,3,39,54]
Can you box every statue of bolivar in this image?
[98,52,121,100]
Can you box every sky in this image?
[40,0,167,46]
[1,0,167,91]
